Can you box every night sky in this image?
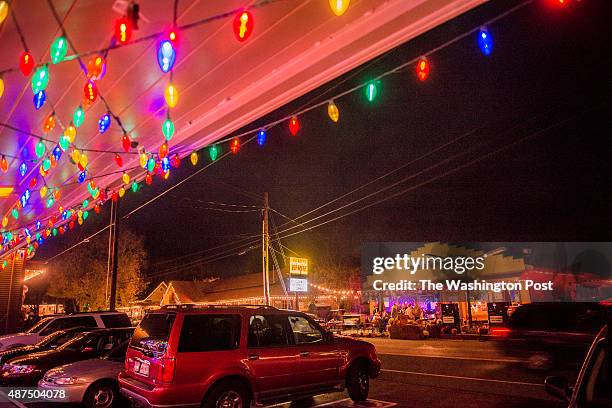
[35,0,612,284]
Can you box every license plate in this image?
[134,359,150,377]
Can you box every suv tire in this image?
[203,379,251,408]
[346,362,369,402]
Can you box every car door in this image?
[287,315,340,388]
[244,314,302,398]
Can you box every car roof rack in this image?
[159,304,279,311]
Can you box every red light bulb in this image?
[122,134,131,152]
[114,17,132,44]
[289,116,300,136]
[19,51,35,76]
[230,138,240,154]
[416,57,430,82]
[145,173,153,185]
[84,81,98,104]
[233,11,253,42]
[159,142,169,159]
[115,153,123,167]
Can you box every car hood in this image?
[44,358,123,381]
[5,349,86,372]
[0,344,42,364]
[0,333,37,348]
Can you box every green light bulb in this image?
[42,158,51,171]
[73,106,85,128]
[31,65,49,94]
[83,210,89,220]
[35,140,46,158]
[365,81,378,102]
[59,135,70,151]
[82,199,89,208]
[131,181,138,193]
[209,145,219,161]
[162,119,175,141]
[50,37,68,64]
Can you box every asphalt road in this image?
[5,338,577,408]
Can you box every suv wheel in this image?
[346,362,369,402]
[203,379,250,408]
[83,381,118,408]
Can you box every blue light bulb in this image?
[257,129,266,146]
[78,170,87,184]
[157,40,176,73]
[33,90,46,110]
[19,162,27,177]
[53,145,62,161]
[98,113,111,134]
[478,27,493,56]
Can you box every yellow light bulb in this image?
[40,186,48,198]
[140,152,147,168]
[329,0,350,16]
[71,149,81,164]
[122,172,130,185]
[190,151,198,166]
[327,100,339,122]
[65,125,77,143]
[118,187,126,198]
[0,2,8,25]
[164,84,179,108]
[0,78,4,99]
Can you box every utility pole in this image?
[108,198,120,311]
[262,192,270,306]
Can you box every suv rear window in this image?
[101,314,131,328]
[130,313,176,354]
[178,315,241,352]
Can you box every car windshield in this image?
[38,329,83,348]
[25,317,52,334]
[57,333,91,351]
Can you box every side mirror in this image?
[544,376,571,402]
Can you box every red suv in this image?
[119,305,381,407]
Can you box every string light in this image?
[416,57,430,81]
[73,106,85,128]
[365,81,378,102]
[98,113,111,133]
[230,138,240,154]
[35,141,45,158]
[50,37,68,64]
[86,55,106,80]
[115,154,123,167]
[0,78,3,99]
[478,27,493,56]
[329,0,350,16]
[190,151,198,166]
[64,125,76,143]
[19,162,27,177]
[289,116,300,136]
[0,1,7,25]
[0,156,7,173]
[233,11,253,42]
[33,91,46,110]
[327,100,339,122]
[19,52,34,76]
[209,145,219,161]
[122,172,130,185]
[84,80,98,104]
[162,119,175,141]
[114,17,132,44]
[31,64,49,94]
[257,129,266,146]
[157,40,177,73]
[164,84,179,108]
[122,134,131,152]
[42,114,56,133]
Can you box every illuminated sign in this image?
[290,278,308,292]
[289,257,308,276]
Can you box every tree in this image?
[47,228,147,311]
[309,256,361,311]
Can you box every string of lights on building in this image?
[0,0,572,264]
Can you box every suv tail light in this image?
[158,357,175,383]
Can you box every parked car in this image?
[0,326,90,364]
[119,305,381,408]
[0,327,133,386]
[495,302,609,370]
[545,324,610,407]
[39,340,130,408]
[0,311,131,351]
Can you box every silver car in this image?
[38,340,128,408]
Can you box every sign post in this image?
[289,257,308,310]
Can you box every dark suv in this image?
[119,305,381,408]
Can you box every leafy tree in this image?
[47,228,147,311]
